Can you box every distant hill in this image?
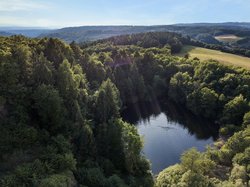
[174,22,250,28]
[1,23,250,49]
[0,31,12,37]
[37,23,250,44]
[0,27,52,37]
[6,29,51,37]
[194,34,221,45]
[38,25,174,43]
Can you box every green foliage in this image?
[113,62,146,104]
[221,95,249,125]
[219,127,250,165]
[43,38,74,68]
[57,59,87,99]
[0,36,155,187]
[156,148,215,187]
[243,111,250,127]
[84,56,106,88]
[233,147,250,170]
[121,120,145,174]
[194,60,227,84]
[1,32,250,187]
[1,160,47,187]
[155,127,250,186]
[178,170,212,187]
[0,123,38,152]
[219,124,241,136]
[12,43,33,84]
[33,84,65,133]
[181,148,215,175]
[96,119,151,175]
[76,167,130,187]
[0,158,76,187]
[106,175,128,187]
[38,171,76,187]
[229,164,248,185]
[187,87,219,118]
[156,164,184,187]
[95,79,120,122]
[74,124,96,161]
[75,167,107,187]
[33,53,54,85]
[168,72,193,104]
[95,32,183,53]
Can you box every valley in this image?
[1,1,250,184]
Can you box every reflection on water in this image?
[122,100,219,174]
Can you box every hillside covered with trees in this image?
[2,24,250,57]
[0,32,249,186]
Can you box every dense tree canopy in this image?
[0,32,250,186]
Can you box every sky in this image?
[0,0,250,28]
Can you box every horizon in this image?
[1,21,250,30]
[1,0,250,28]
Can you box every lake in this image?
[122,100,219,174]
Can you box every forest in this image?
[0,32,249,187]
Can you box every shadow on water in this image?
[122,99,220,174]
[122,99,219,141]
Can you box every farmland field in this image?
[175,45,250,69]
[215,34,242,42]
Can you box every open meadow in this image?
[176,45,250,69]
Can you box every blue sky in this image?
[0,0,250,28]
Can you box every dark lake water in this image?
[122,100,219,174]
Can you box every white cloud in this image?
[0,0,49,12]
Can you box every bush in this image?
[75,167,107,187]
[219,124,242,136]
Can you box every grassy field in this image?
[215,34,242,43]
[175,45,250,69]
